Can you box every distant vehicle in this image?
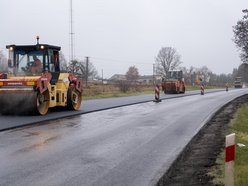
[234,77,242,88]
[161,70,185,94]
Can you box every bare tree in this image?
[68,59,80,74]
[59,52,68,72]
[200,66,212,83]
[126,66,139,82]
[188,66,196,85]
[155,47,182,76]
[78,61,98,80]
[188,66,195,75]
[233,9,248,63]
[0,50,7,72]
[179,66,197,85]
[68,59,98,82]
[180,66,190,84]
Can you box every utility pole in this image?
[86,56,89,87]
[102,69,104,92]
[69,0,74,62]
[153,64,155,85]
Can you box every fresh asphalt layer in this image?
[0,89,225,131]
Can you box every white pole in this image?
[225,133,235,186]
[69,0,74,62]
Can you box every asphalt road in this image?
[0,89,223,131]
[0,88,247,186]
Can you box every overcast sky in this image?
[0,0,247,78]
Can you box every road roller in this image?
[0,37,83,115]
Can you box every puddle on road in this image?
[22,131,40,137]
[15,135,60,154]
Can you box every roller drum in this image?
[0,92,37,115]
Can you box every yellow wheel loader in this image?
[0,37,83,115]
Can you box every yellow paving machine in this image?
[0,37,83,115]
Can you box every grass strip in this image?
[82,85,222,100]
[209,103,248,186]
[231,104,248,186]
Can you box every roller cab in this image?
[0,37,83,115]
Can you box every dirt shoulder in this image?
[156,94,248,186]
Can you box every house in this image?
[109,74,126,81]
[137,75,162,84]
[109,74,162,84]
[138,75,153,84]
[109,74,151,83]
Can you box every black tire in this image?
[67,88,82,110]
[36,90,50,115]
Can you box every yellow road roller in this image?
[0,37,83,115]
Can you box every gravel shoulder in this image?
[156,94,248,186]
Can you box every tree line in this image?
[154,47,237,86]
[0,48,241,86]
[232,9,248,83]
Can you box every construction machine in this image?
[0,37,83,115]
[234,77,242,88]
[161,70,185,94]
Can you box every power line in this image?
[91,56,154,65]
[63,48,158,66]
[62,53,154,65]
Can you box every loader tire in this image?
[67,88,81,110]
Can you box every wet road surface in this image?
[0,89,223,131]
[0,89,247,186]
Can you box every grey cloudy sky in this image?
[0,0,247,77]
